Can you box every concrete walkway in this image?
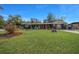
[0,29,5,31]
[62,30,79,34]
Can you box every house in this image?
[21,20,67,29]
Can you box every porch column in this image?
[45,24,47,29]
[43,24,44,29]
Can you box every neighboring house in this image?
[67,22,79,30]
[71,22,79,29]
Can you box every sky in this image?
[0,4,79,23]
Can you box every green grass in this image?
[0,30,79,54]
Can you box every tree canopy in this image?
[0,15,5,26]
[47,12,56,22]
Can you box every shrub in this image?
[4,21,17,34]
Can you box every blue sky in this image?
[0,4,79,23]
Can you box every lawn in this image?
[0,30,79,54]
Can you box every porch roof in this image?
[22,21,65,25]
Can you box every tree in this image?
[0,6,5,28]
[0,15,5,28]
[7,15,14,22]
[4,15,22,34]
[59,16,65,21]
[7,15,22,28]
[43,19,48,23]
[4,15,16,34]
[47,12,56,23]
[0,6,22,35]
[0,15,4,25]
[14,15,22,28]
[30,18,40,23]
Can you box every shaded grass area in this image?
[0,30,79,54]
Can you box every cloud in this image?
[0,14,8,20]
[0,14,8,17]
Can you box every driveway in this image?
[62,30,79,34]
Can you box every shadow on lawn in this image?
[0,32,22,38]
